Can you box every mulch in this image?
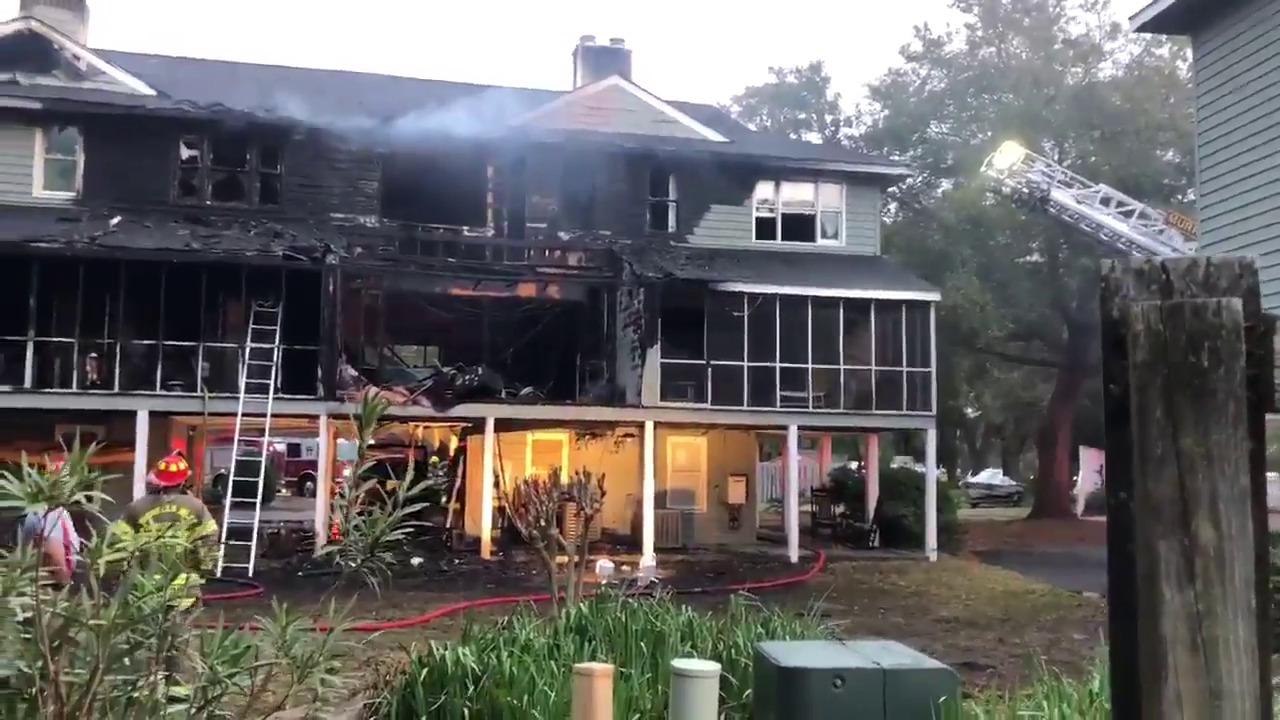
[202,545,802,624]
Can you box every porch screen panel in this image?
[0,256,322,397]
[657,289,934,413]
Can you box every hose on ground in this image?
[198,549,828,632]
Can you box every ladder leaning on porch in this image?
[215,300,283,578]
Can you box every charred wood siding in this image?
[284,129,380,219]
[676,159,756,243]
[81,119,381,219]
[615,264,645,404]
[82,117,178,206]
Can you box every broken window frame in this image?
[175,132,284,207]
[646,167,678,234]
[0,258,320,397]
[657,291,935,413]
[33,125,83,198]
[752,180,844,245]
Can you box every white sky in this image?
[3,0,1155,107]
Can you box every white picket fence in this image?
[756,457,824,510]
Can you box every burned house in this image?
[0,2,941,562]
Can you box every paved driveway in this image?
[973,546,1108,596]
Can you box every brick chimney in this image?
[572,35,633,88]
[19,0,89,45]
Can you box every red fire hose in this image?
[199,549,828,632]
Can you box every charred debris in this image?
[2,111,711,412]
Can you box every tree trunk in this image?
[1000,436,1022,482]
[1029,364,1087,518]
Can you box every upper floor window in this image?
[647,166,677,233]
[34,125,82,197]
[753,180,843,245]
[176,132,282,207]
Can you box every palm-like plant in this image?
[0,443,359,719]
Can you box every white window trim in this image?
[647,169,678,233]
[663,435,708,512]
[33,126,84,199]
[752,180,844,246]
[525,431,571,482]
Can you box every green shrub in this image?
[828,465,963,553]
[0,446,356,718]
[950,656,1110,719]
[367,592,830,719]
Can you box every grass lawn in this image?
[218,553,1105,717]
[754,558,1105,690]
[226,510,1115,715]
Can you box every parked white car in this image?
[959,468,1024,507]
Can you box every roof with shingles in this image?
[96,50,907,171]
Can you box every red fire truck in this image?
[204,434,351,497]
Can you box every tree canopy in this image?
[725,0,1194,515]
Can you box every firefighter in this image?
[109,450,218,692]
[111,450,219,608]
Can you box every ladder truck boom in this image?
[980,141,1197,258]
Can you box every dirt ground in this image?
[961,507,1107,552]
[202,546,1105,703]
[203,547,800,626]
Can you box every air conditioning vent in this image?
[654,509,684,548]
[558,500,603,545]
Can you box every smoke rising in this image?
[263,85,555,147]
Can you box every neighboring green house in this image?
[1132,0,1280,308]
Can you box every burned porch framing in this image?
[0,254,322,397]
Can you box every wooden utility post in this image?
[1100,256,1272,719]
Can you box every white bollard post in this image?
[669,658,721,720]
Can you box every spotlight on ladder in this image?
[982,140,1028,176]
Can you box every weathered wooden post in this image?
[1100,256,1273,719]
[570,661,614,720]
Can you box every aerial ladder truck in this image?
[979,140,1198,257]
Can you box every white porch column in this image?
[785,424,800,564]
[641,419,656,563]
[479,416,496,560]
[864,433,880,524]
[925,427,938,562]
[313,414,331,551]
[131,409,150,500]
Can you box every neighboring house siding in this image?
[1193,0,1280,307]
[0,124,37,203]
[686,180,882,254]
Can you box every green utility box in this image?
[754,639,960,720]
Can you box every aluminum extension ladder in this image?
[215,300,283,578]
